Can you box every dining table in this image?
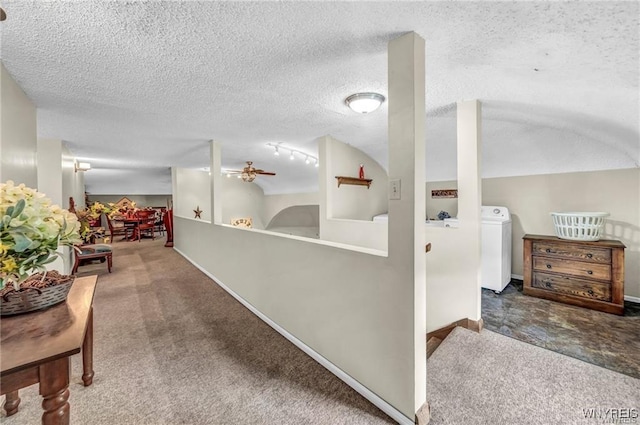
[113,216,140,241]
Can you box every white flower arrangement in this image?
[0,181,81,290]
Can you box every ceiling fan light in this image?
[289,151,295,160]
[274,146,280,156]
[305,156,310,164]
[241,170,256,182]
[345,92,385,114]
[314,159,319,168]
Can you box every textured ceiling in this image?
[1,1,638,195]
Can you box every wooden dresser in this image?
[523,234,625,315]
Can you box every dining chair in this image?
[106,214,129,241]
[134,210,156,242]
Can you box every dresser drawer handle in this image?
[545,281,552,288]
[546,264,552,269]
[587,270,593,275]
[586,253,593,259]
[545,248,551,253]
[588,289,594,295]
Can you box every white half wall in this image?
[174,33,427,421]
[0,62,37,187]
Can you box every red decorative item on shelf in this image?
[359,164,365,179]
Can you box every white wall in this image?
[482,168,640,298]
[220,176,266,229]
[173,33,427,422]
[174,168,211,222]
[0,62,37,187]
[325,136,388,220]
[319,136,388,251]
[37,139,66,273]
[263,192,319,226]
[424,167,640,299]
[425,100,482,333]
[61,145,85,210]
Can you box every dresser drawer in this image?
[524,235,625,315]
[532,256,611,280]
[532,242,611,264]
[532,272,611,302]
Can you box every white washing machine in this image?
[443,206,512,292]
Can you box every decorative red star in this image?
[193,206,203,219]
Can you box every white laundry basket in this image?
[550,212,609,241]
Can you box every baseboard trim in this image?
[624,295,640,304]
[511,274,524,281]
[415,402,430,424]
[427,317,483,341]
[174,247,414,425]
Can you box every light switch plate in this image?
[389,179,401,200]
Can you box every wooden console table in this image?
[1,275,98,424]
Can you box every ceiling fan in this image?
[225,161,276,182]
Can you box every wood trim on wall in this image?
[426,317,484,342]
[415,402,430,425]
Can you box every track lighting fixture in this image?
[266,143,319,167]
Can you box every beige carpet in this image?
[4,239,639,424]
[0,239,394,424]
[427,327,640,425]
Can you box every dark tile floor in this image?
[482,280,640,379]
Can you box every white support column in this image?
[210,141,222,224]
[388,31,427,420]
[457,100,483,321]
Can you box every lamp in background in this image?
[75,162,91,172]
[345,92,385,114]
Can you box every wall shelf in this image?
[335,176,373,189]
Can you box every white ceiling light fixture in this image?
[274,146,280,156]
[345,92,385,114]
[75,161,91,172]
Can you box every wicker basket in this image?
[0,275,75,316]
[550,212,609,241]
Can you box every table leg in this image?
[39,357,70,425]
[3,390,20,416]
[82,306,94,386]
